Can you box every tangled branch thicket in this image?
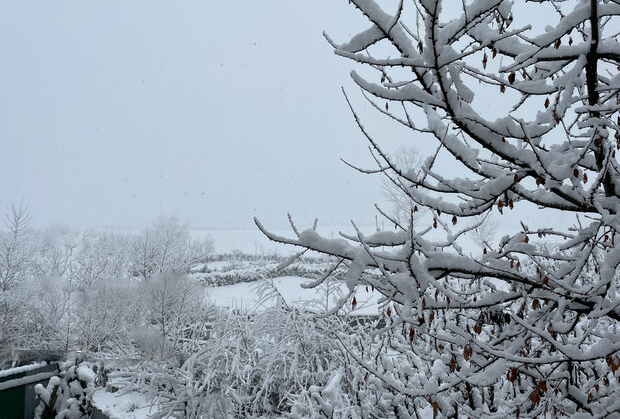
[259,0,620,417]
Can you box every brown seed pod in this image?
[463,344,471,361]
[509,368,518,382]
[508,72,516,84]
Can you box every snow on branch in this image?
[260,0,620,417]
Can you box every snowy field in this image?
[92,391,152,419]
[206,275,381,315]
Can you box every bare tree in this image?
[141,272,205,361]
[470,213,500,250]
[380,144,426,229]
[0,201,32,291]
[32,225,78,279]
[0,202,33,362]
[73,229,130,289]
[129,227,159,281]
[259,0,620,417]
[129,216,214,281]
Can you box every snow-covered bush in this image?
[12,276,75,351]
[195,252,351,289]
[139,272,207,361]
[0,212,217,365]
[258,0,620,417]
[150,306,354,419]
[34,359,97,419]
[73,277,142,355]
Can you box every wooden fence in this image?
[0,363,58,419]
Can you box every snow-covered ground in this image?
[206,275,382,316]
[92,391,153,419]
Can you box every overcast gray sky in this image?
[0,0,407,229]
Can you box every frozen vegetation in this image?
[0,209,391,418]
[255,0,620,417]
[1,0,619,418]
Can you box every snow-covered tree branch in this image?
[258,0,620,416]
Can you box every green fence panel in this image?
[0,364,58,419]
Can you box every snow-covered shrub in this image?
[185,309,348,418]
[12,276,75,351]
[139,272,208,362]
[73,277,142,355]
[34,359,97,419]
[196,254,348,287]
[115,300,363,419]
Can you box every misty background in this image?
[0,0,410,232]
[0,0,573,251]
